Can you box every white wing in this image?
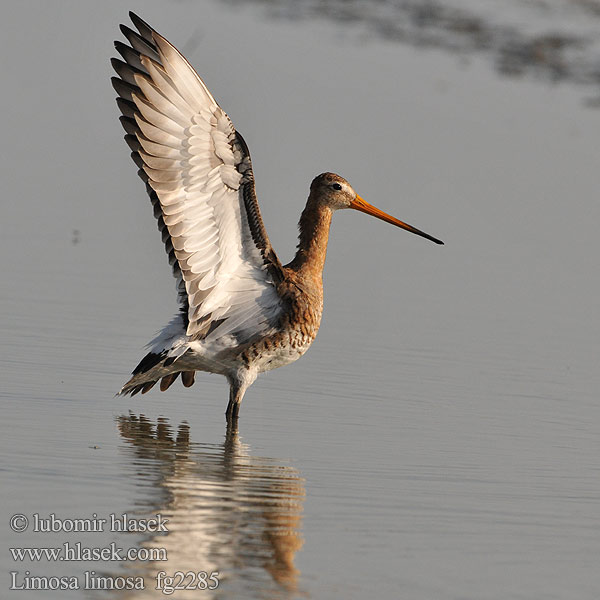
[112,12,284,345]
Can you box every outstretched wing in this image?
[112,12,284,344]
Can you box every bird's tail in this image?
[117,350,196,396]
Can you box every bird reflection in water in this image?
[115,413,305,598]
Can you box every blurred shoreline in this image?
[222,0,600,102]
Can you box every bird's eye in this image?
[332,183,342,191]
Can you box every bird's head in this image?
[310,172,444,245]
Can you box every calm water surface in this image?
[1,1,599,599]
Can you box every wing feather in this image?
[113,12,284,343]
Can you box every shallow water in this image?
[2,1,600,599]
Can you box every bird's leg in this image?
[225,387,240,424]
[225,370,255,424]
[225,414,239,436]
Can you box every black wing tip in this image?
[116,96,136,115]
[129,11,148,27]
[114,40,131,55]
[121,22,156,51]
[119,23,133,37]
[129,12,156,37]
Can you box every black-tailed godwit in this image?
[112,13,443,422]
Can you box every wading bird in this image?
[113,13,443,422]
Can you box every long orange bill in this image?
[350,195,444,245]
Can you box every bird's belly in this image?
[248,331,315,374]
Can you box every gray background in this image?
[2,1,599,598]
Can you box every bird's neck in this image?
[288,200,333,284]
